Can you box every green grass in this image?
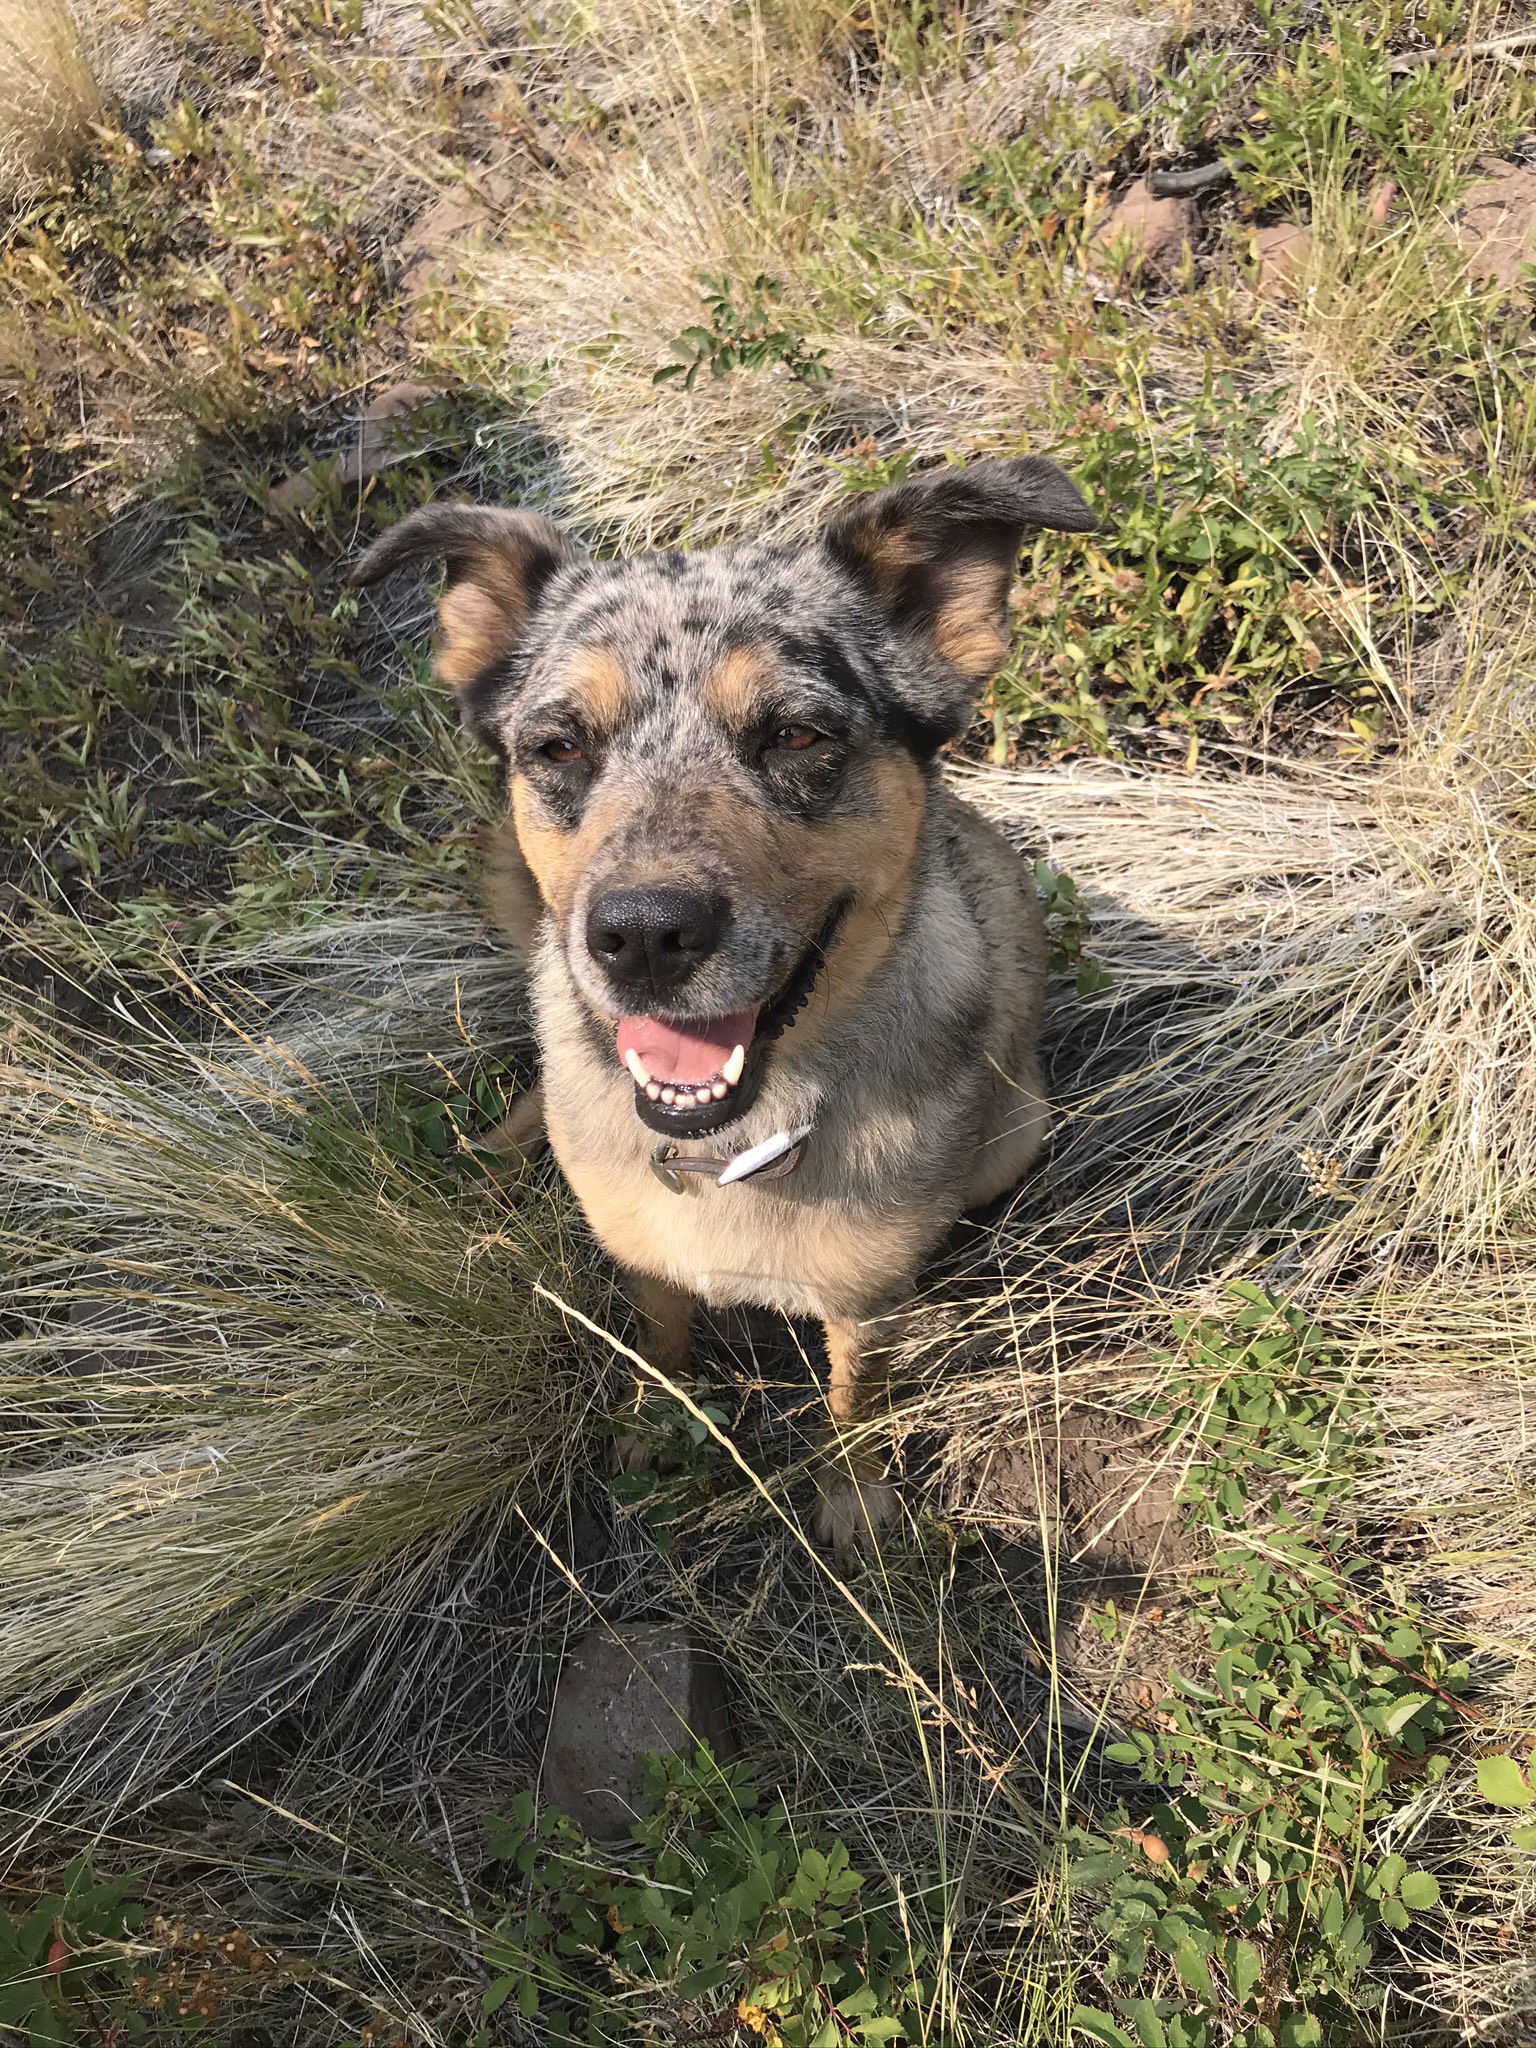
[3,0,1536,2042]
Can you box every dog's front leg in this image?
[612,1270,695,1473]
[812,1308,904,1560]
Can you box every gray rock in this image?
[543,1625,733,1839]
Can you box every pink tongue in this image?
[616,1010,757,1086]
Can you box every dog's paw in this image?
[811,1461,900,1563]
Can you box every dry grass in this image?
[0,918,613,1838]
[0,0,106,198]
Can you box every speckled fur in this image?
[353,458,1096,1546]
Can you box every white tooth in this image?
[646,1082,661,1101]
[661,1087,676,1105]
[695,1088,712,1106]
[711,1081,727,1099]
[722,1044,746,1086]
[624,1048,650,1087]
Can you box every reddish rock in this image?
[1251,221,1313,298]
[1088,179,1195,278]
[267,381,445,512]
[1451,159,1536,290]
[399,168,516,300]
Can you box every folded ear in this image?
[822,457,1096,687]
[349,503,584,688]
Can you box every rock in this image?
[543,1625,734,1839]
[956,1408,1195,1576]
[266,381,446,512]
[1451,159,1536,290]
[398,168,516,301]
[1088,179,1194,278]
[1251,221,1313,298]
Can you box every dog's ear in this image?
[349,503,584,688]
[821,457,1095,691]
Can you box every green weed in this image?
[483,1751,932,2046]
[656,273,831,393]
[1005,380,1442,751]
[0,1860,141,2048]
[1067,1286,1470,2048]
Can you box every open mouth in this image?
[613,901,846,1139]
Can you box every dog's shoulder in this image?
[926,783,1047,969]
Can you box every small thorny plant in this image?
[607,1387,737,1550]
[655,274,831,392]
[482,1751,932,2046]
[1067,1285,1470,2048]
[1036,860,1114,997]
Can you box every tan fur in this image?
[841,518,924,599]
[512,777,631,921]
[479,821,542,959]
[567,647,632,730]
[932,561,1010,680]
[436,582,515,687]
[701,644,775,725]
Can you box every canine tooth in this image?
[624,1047,651,1087]
[661,1087,676,1104]
[646,1082,661,1101]
[711,1081,727,1099]
[722,1044,746,1086]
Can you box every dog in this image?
[352,456,1096,1551]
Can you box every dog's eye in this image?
[540,737,586,764]
[772,725,820,752]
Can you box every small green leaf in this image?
[1381,1693,1429,1739]
[1398,1870,1440,1911]
[1228,1938,1263,2007]
[1172,1938,1215,2002]
[1478,1755,1535,1807]
[1373,1853,1407,1896]
[1069,2010,1138,2048]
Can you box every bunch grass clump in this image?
[0,1,104,199]
[0,923,609,1822]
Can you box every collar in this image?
[649,1123,813,1195]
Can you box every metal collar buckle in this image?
[650,1125,812,1196]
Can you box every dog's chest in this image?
[543,1118,938,1319]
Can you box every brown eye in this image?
[774,725,820,751]
[541,737,585,764]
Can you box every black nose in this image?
[585,886,728,996]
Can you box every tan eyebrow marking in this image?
[702,644,775,724]
[565,647,632,728]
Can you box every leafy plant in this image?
[0,1860,142,2048]
[1476,1745,1536,1855]
[655,274,831,392]
[1232,9,1515,215]
[1067,1285,1469,2048]
[482,1750,932,2045]
[1005,382,1439,751]
[1036,859,1114,996]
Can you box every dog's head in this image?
[352,458,1094,1138]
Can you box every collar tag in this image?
[649,1125,812,1196]
[716,1125,813,1186]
